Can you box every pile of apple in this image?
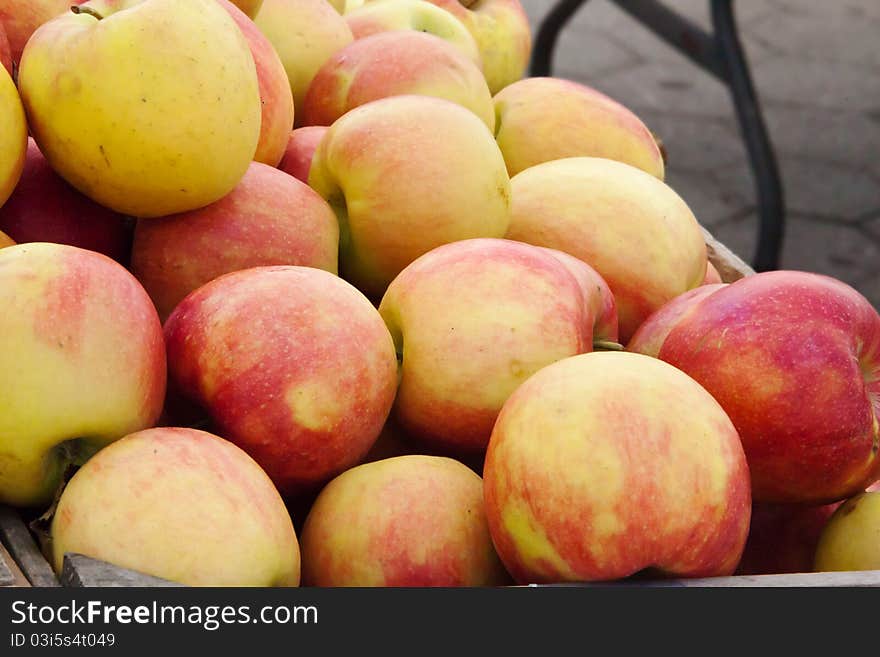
[0,0,878,588]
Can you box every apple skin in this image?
[507,157,706,343]
[0,0,86,65]
[0,20,11,76]
[309,94,511,300]
[657,270,880,504]
[0,138,132,264]
[494,77,665,179]
[229,0,264,17]
[301,455,509,586]
[0,64,26,208]
[379,238,618,453]
[483,351,751,584]
[278,126,327,183]
[344,0,481,68]
[0,242,166,508]
[164,265,398,498]
[50,427,301,586]
[814,488,880,572]
[302,30,494,131]
[218,0,295,167]
[627,284,726,358]
[424,0,531,94]
[17,0,262,218]
[254,0,353,126]
[130,161,339,321]
[0,230,14,248]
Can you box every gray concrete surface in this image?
[520,0,880,305]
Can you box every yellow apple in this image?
[17,0,262,217]
[814,491,880,572]
[0,64,26,208]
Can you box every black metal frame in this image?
[530,0,785,272]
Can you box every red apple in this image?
[164,265,398,497]
[301,455,509,586]
[656,270,880,504]
[0,20,11,76]
[484,351,751,584]
[0,0,86,65]
[278,126,327,183]
[130,161,339,321]
[0,138,132,264]
[218,0,295,166]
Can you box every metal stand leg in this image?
[712,0,785,272]
[529,0,589,77]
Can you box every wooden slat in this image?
[60,553,182,588]
[0,505,60,587]
[703,225,756,283]
[0,542,29,587]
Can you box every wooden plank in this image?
[703,225,756,283]
[0,542,29,587]
[532,570,880,587]
[0,505,60,587]
[60,553,182,588]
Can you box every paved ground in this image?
[519,0,880,306]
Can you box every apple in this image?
[50,427,301,586]
[379,238,617,453]
[130,161,339,321]
[229,0,264,17]
[17,0,262,218]
[0,0,86,65]
[735,501,842,576]
[0,138,132,264]
[814,489,880,572]
[218,0,295,167]
[0,242,166,508]
[301,455,509,586]
[278,126,327,183]
[484,351,751,584]
[494,77,665,179]
[302,31,494,130]
[164,265,398,498]
[423,0,531,94]
[704,261,723,285]
[655,270,880,504]
[0,20,11,75]
[254,0,353,125]
[627,284,726,358]
[0,64,26,208]
[0,229,14,248]
[507,157,706,343]
[344,0,481,67]
[309,94,511,300]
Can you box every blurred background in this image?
[520,0,880,305]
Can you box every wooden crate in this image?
[1,228,877,588]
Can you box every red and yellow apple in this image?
[494,77,665,179]
[344,0,480,67]
[0,20,11,75]
[483,351,751,584]
[301,455,508,586]
[164,266,398,497]
[302,30,494,130]
[424,0,531,94]
[0,229,14,248]
[0,242,166,508]
[379,238,617,453]
[229,0,263,17]
[0,0,86,65]
[309,94,511,300]
[507,156,706,342]
[0,138,132,264]
[656,270,880,504]
[218,0,295,167]
[278,126,327,183]
[50,427,301,586]
[704,261,723,285]
[131,161,339,321]
[254,0,353,124]
[18,0,262,217]
[0,63,26,208]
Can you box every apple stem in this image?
[71,6,104,20]
[593,339,625,352]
